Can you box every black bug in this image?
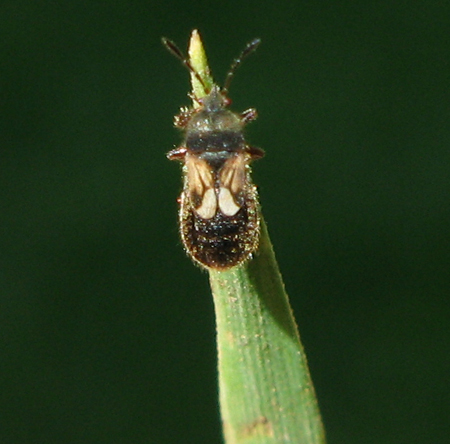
[163,35,264,270]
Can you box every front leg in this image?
[167,146,188,161]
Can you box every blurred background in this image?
[1,1,449,443]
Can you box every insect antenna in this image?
[161,37,209,94]
[222,38,261,95]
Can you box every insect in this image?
[163,35,264,270]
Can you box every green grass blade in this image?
[187,30,326,443]
[209,219,326,444]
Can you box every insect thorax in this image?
[185,107,244,134]
[186,129,245,154]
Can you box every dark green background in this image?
[1,1,449,443]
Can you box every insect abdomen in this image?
[180,189,260,269]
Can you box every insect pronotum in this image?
[163,34,264,270]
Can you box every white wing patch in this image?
[196,188,217,219]
[217,153,247,216]
[218,187,240,216]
